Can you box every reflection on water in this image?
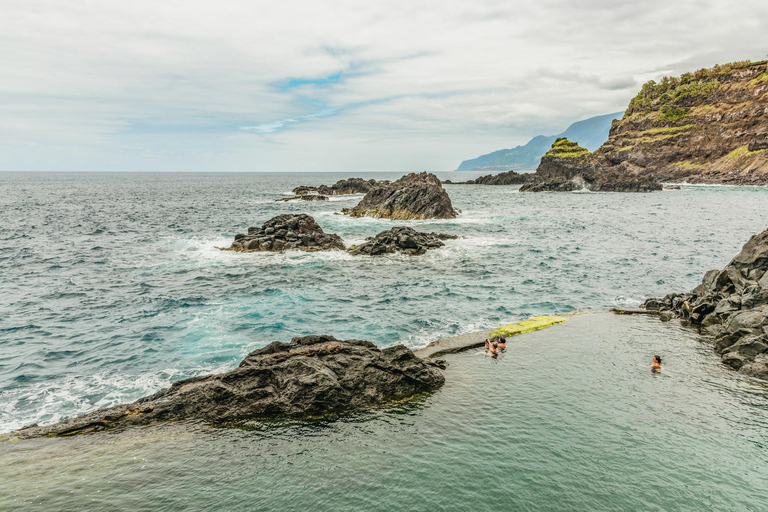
[2,314,767,511]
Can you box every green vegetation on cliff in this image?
[625,59,768,121]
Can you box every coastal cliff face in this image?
[644,227,768,380]
[343,172,458,220]
[8,335,446,438]
[594,60,768,184]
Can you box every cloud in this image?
[1,0,767,171]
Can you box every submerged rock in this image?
[342,172,458,220]
[293,178,390,196]
[275,195,329,202]
[8,335,446,439]
[222,214,344,253]
[348,226,458,256]
[644,227,768,379]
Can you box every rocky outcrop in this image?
[444,170,533,186]
[348,226,458,256]
[518,139,662,192]
[643,227,768,380]
[8,335,446,439]
[593,60,768,185]
[275,195,329,202]
[222,214,345,252]
[293,178,390,196]
[342,172,458,220]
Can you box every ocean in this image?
[1,172,767,510]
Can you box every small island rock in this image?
[348,226,458,256]
[342,172,459,220]
[223,214,344,252]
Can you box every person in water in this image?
[489,341,499,356]
[484,338,491,353]
[639,355,662,370]
[496,337,507,350]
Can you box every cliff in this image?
[594,60,768,184]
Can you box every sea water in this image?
[1,172,767,510]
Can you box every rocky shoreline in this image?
[293,178,389,196]
[643,227,768,380]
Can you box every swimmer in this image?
[639,355,662,370]
[497,337,507,350]
[489,341,498,356]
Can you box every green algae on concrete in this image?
[415,315,571,359]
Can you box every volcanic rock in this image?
[7,335,446,439]
[293,178,390,196]
[593,60,768,185]
[342,172,458,220]
[519,139,662,192]
[222,214,344,252]
[348,226,458,256]
[275,195,329,202]
[643,227,768,380]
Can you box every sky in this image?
[1,0,767,172]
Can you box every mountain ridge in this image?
[456,111,623,172]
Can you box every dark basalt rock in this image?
[342,172,459,220]
[7,335,446,439]
[293,178,390,196]
[444,170,534,186]
[451,139,662,192]
[643,227,768,380]
[519,139,662,193]
[275,195,329,202]
[222,214,345,253]
[348,226,458,256]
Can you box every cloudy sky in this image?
[2,0,766,172]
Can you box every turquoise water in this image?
[2,313,767,511]
[2,172,768,510]
[2,172,768,431]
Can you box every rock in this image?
[342,172,459,220]
[663,185,682,190]
[644,226,768,380]
[8,335,445,439]
[292,178,390,196]
[445,170,534,186]
[518,139,663,193]
[740,354,768,379]
[222,214,345,253]
[275,195,329,202]
[590,60,768,185]
[348,226,458,256]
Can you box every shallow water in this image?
[2,171,768,431]
[2,313,767,511]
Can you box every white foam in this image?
[0,364,231,432]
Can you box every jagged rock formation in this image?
[643,228,768,380]
[7,335,446,439]
[275,195,329,202]
[222,214,345,253]
[348,226,458,256]
[594,60,768,184]
[518,139,662,192]
[293,178,390,196]
[342,172,459,220]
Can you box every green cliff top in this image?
[543,138,591,159]
[625,59,768,121]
